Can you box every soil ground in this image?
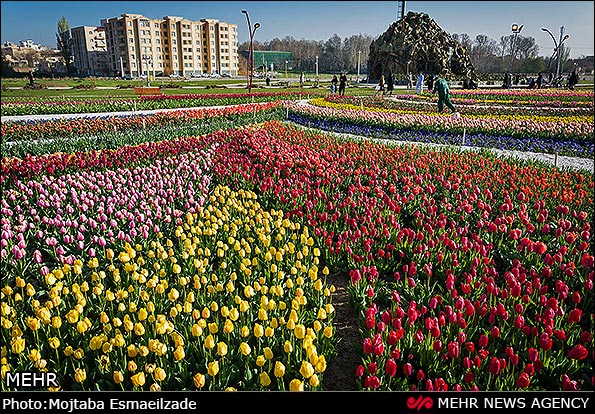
[322,273,361,391]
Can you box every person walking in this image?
[426,73,434,92]
[433,74,458,115]
[415,70,424,94]
[385,72,394,96]
[375,74,385,97]
[536,72,543,89]
[567,70,579,89]
[338,72,348,95]
[407,72,413,89]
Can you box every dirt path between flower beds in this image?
[323,273,360,391]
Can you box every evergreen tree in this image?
[56,16,74,74]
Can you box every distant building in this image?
[100,13,238,78]
[71,26,110,76]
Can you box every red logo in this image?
[407,395,434,411]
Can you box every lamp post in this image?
[315,55,319,87]
[142,54,152,86]
[285,60,288,87]
[357,51,361,82]
[241,9,260,94]
[508,23,524,74]
[541,26,569,84]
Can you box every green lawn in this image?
[0,76,386,100]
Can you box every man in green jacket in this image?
[433,74,458,115]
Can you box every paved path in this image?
[0,102,259,122]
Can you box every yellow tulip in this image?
[294,324,306,339]
[131,372,145,387]
[174,346,185,361]
[309,373,320,387]
[299,361,314,379]
[128,360,138,372]
[130,322,144,336]
[217,342,228,357]
[48,337,60,349]
[192,324,203,337]
[193,373,206,388]
[74,368,86,383]
[259,372,271,387]
[274,361,286,378]
[102,342,113,354]
[28,349,41,362]
[284,340,293,353]
[323,326,333,339]
[73,348,85,359]
[208,322,218,334]
[253,323,264,338]
[239,342,251,356]
[127,345,138,358]
[223,319,234,334]
[204,334,215,350]
[256,355,265,367]
[315,355,327,373]
[26,317,40,331]
[289,378,304,391]
[113,371,124,384]
[207,361,219,377]
[65,309,79,324]
[263,347,273,360]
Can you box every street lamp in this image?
[285,60,288,87]
[241,10,260,94]
[508,23,524,74]
[315,55,319,87]
[142,54,152,87]
[357,51,361,82]
[541,26,569,84]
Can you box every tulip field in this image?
[1,88,593,392]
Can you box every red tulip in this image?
[385,359,397,377]
[568,344,588,360]
[516,372,531,389]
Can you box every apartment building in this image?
[99,13,238,78]
[71,26,109,76]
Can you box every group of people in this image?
[329,72,349,95]
[504,70,580,90]
[373,70,458,116]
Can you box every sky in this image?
[1,1,593,59]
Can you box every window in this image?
[129,38,134,43]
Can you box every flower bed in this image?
[1,111,592,392]
[0,92,323,116]
[289,100,594,158]
[210,121,593,391]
